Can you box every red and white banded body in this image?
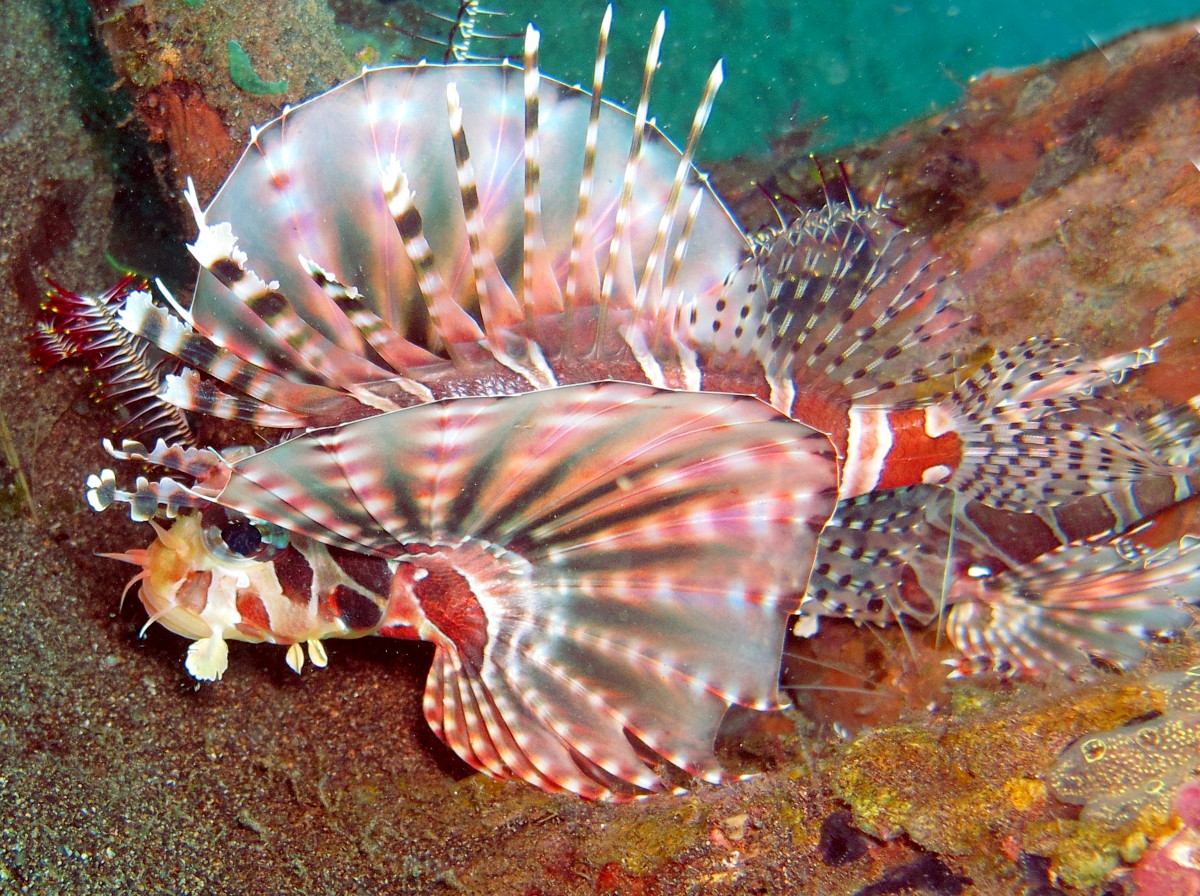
[33,7,1200,799]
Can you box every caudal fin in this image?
[935,337,1177,511]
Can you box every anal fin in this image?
[946,535,1200,677]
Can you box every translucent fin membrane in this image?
[99,381,840,798]
[946,535,1200,677]
[108,10,746,432]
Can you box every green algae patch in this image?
[227,39,288,95]
[829,722,1017,856]
[830,724,935,843]
[587,799,706,875]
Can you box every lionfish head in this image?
[107,508,338,681]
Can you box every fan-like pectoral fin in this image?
[124,380,837,797]
[339,381,839,798]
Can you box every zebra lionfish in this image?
[33,7,1200,799]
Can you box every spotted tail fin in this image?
[925,337,1176,511]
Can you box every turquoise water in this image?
[497,0,1200,158]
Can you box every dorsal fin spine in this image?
[520,24,564,328]
[298,254,439,374]
[593,11,664,356]
[564,5,613,318]
[651,188,706,365]
[444,81,523,343]
[636,59,724,338]
[381,161,485,368]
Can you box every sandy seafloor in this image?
[3,1,1200,894]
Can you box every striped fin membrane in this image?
[801,484,1200,678]
[945,535,1200,678]
[104,6,746,432]
[92,382,839,798]
[942,398,1200,676]
[92,2,1174,518]
[935,339,1177,508]
[697,202,964,414]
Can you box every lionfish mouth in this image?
[31,6,1200,800]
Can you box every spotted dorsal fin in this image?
[679,202,962,418]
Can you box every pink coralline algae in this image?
[1128,777,1200,895]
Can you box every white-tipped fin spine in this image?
[593,11,664,354]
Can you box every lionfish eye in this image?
[200,506,288,562]
[221,516,262,557]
